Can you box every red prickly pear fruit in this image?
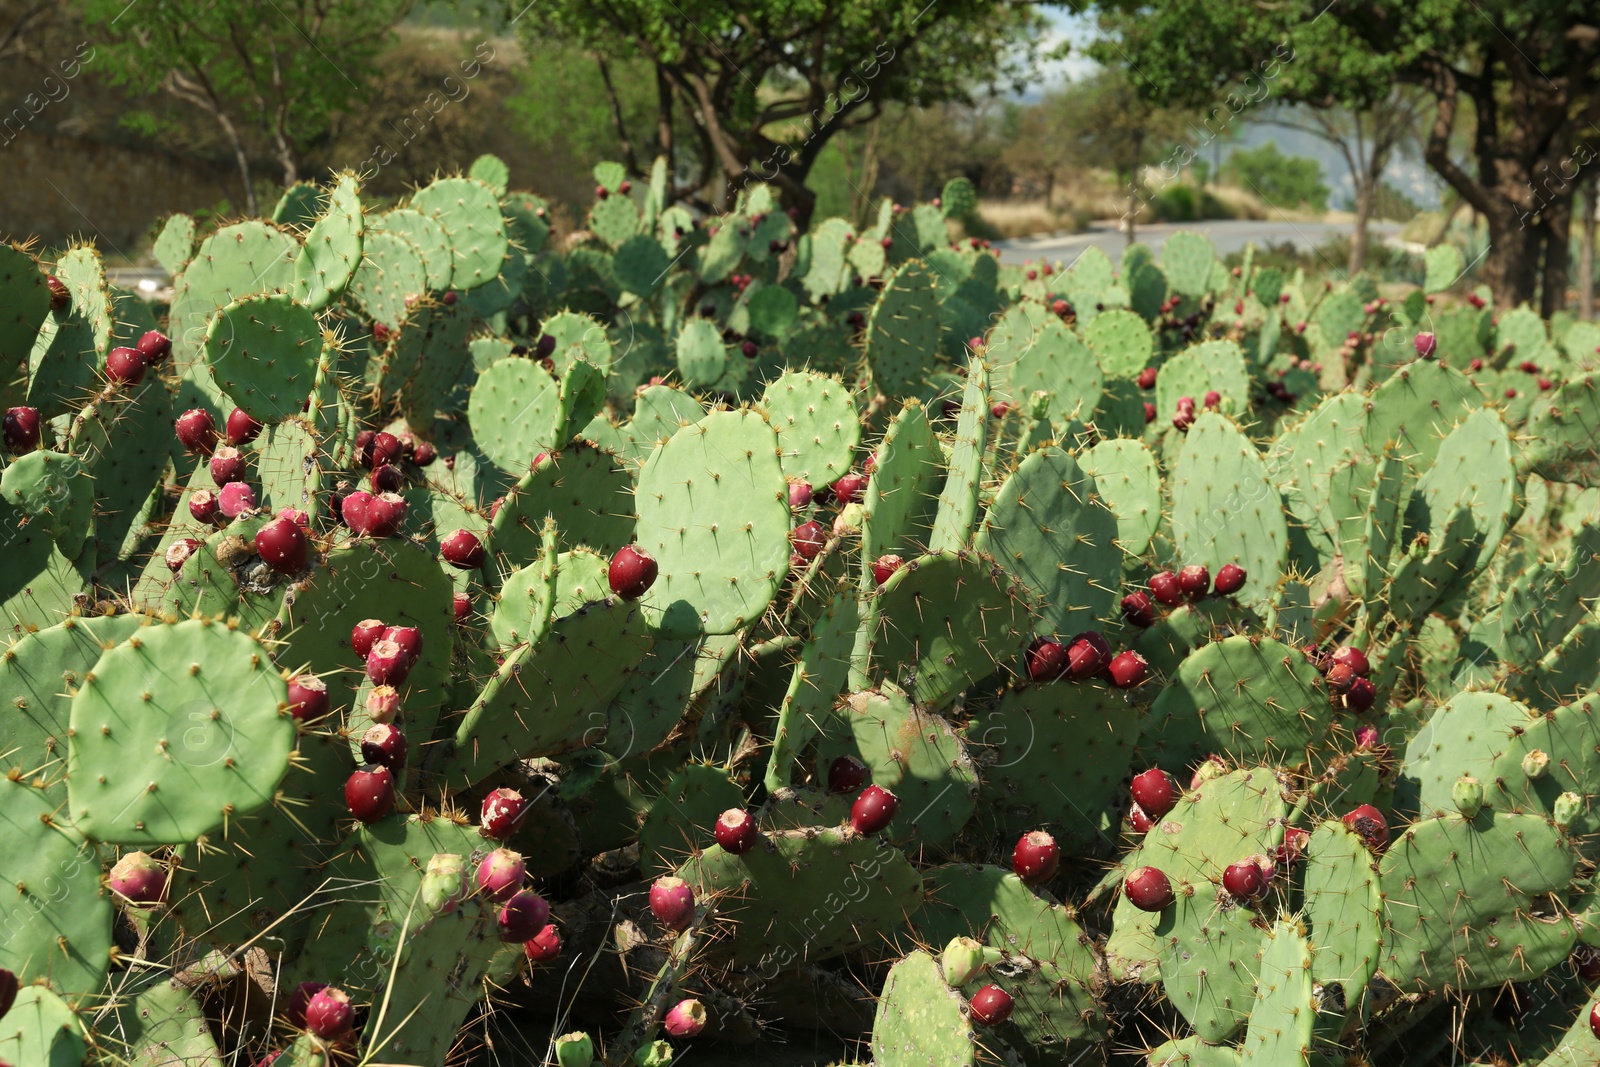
[1222,859,1266,901]
[1107,650,1148,689]
[4,406,41,452]
[360,723,408,771]
[1414,332,1437,359]
[0,967,16,1020]
[534,334,558,360]
[969,984,1014,1027]
[1172,406,1195,431]
[1136,366,1158,389]
[345,764,395,823]
[1354,723,1380,749]
[831,472,867,506]
[1343,804,1389,854]
[1325,662,1356,693]
[1520,359,1540,374]
[524,923,561,962]
[355,430,376,467]
[1202,390,1221,409]
[189,490,221,524]
[370,431,403,468]
[366,639,412,687]
[255,518,308,574]
[790,520,827,561]
[412,440,437,466]
[371,322,391,344]
[366,686,401,724]
[175,409,217,453]
[1572,944,1600,980]
[1177,564,1210,599]
[1276,825,1310,867]
[1149,571,1182,606]
[217,481,256,519]
[788,480,813,509]
[303,986,354,1041]
[106,345,149,385]
[476,848,527,902]
[350,618,386,658]
[1470,357,1484,371]
[608,545,658,600]
[108,851,168,905]
[871,554,905,587]
[850,784,898,834]
[1130,768,1178,818]
[1026,637,1069,682]
[1345,677,1377,712]
[1591,1000,1600,1040]
[649,876,696,931]
[340,490,373,533]
[1128,803,1154,834]
[1143,401,1157,424]
[1011,830,1059,885]
[258,1051,283,1066]
[990,400,1013,419]
[364,492,408,537]
[46,274,69,309]
[440,529,486,569]
[453,591,471,621]
[881,236,894,249]
[1540,376,1555,390]
[480,788,529,839]
[165,538,203,572]
[287,981,326,1027]
[1124,866,1175,911]
[278,507,309,529]
[287,675,329,723]
[595,185,609,199]
[664,997,708,1037]
[137,329,172,362]
[740,339,758,358]
[370,463,404,493]
[225,408,262,446]
[1121,591,1156,627]
[1214,563,1246,595]
[714,809,758,854]
[1065,631,1112,680]
[1505,387,1518,399]
[1329,645,1370,677]
[827,755,869,794]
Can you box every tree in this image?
[1087,0,1600,313]
[1221,142,1329,212]
[83,0,413,214]
[526,0,1054,227]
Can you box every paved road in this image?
[996,218,1402,267]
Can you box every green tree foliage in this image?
[1222,142,1328,212]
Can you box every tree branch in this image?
[596,56,641,176]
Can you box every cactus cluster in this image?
[2,153,1600,1067]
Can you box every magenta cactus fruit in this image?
[440,529,486,569]
[476,848,527,902]
[1124,866,1175,911]
[369,463,404,493]
[1065,631,1112,680]
[175,409,217,453]
[663,998,708,1038]
[713,808,758,854]
[1128,803,1155,834]
[453,591,471,621]
[1121,591,1157,627]
[1590,1001,1600,1039]
[1130,768,1178,818]
[340,489,373,532]
[413,440,437,466]
[137,328,171,362]
[1343,804,1389,854]
[649,876,696,931]
[289,981,326,1027]
[217,481,256,519]
[831,472,867,506]
[165,538,203,572]
[1010,830,1059,885]
[366,686,401,724]
[286,674,329,723]
[1329,645,1370,676]
[872,554,905,587]
[345,764,395,824]
[225,407,262,446]
[1137,366,1158,389]
[255,518,308,574]
[1325,662,1356,694]
[788,480,814,509]
[1276,825,1311,868]
[359,723,408,771]
[969,984,1014,1027]
[363,492,408,537]
[608,544,658,600]
[1414,331,1437,358]
[46,274,69,310]
[0,968,16,1021]
[350,618,385,658]
[3,406,40,452]
[369,431,403,468]
[524,923,561,962]
[1345,677,1377,712]
[1025,637,1069,683]
[1148,571,1182,606]
[303,986,353,1041]
[1107,650,1149,689]
[365,638,412,687]
[480,788,529,839]
[1177,564,1210,599]
[1573,944,1600,980]
[850,785,898,834]
[108,851,167,905]
[209,446,246,485]
[381,625,422,665]
[189,489,221,524]
[827,755,869,794]
[105,345,150,385]
[1222,859,1267,901]
[1214,563,1246,595]
[790,520,827,561]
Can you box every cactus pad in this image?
[1301,821,1383,995]
[468,356,564,473]
[1239,921,1313,1066]
[203,293,321,424]
[870,951,976,1067]
[411,176,509,290]
[761,370,860,486]
[867,262,941,396]
[1080,438,1162,557]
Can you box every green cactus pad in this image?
[1301,821,1383,996]
[1170,413,1288,614]
[0,779,113,1002]
[1142,635,1329,770]
[468,356,565,473]
[1239,921,1313,1066]
[488,526,558,653]
[813,686,977,848]
[469,152,510,193]
[1007,318,1104,418]
[0,985,89,1065]
[541,311,615,378]
[1156,341,1249,417]
[1401,691,1535,815]
[1361,359,1483,474]
[152,213,197,277]
[761,370,860,486]
[867,262,942,396]
[929,359,988,552]
[411,176,510,290]
[1162,231,1218,297]
[0,244,49,397]
[1158,880,1264,1042]
[860,398,941,566]
[1083,309,1154,379]
[27,246,110,418]
[1409,406,1514,570]
[1379,810,1577,993]
[1148,1038,1242,1067]
[396,303,475,430]
[372,207,455,291]
[1526,372,1600,486]
[869,550,1031,708]
[969,679,1141,852]
[490,443,635,565]
[613,233,671,296]
[639,763,745,877]
[1080,438,1162,557]
[68,381,177,566]
[67,617,293,844]
[167,222,297,371]
[1423,245,1464,293]
[632,408,789,638]
[160,513,288,635]
[765,589,858,791]
[677,825,921,965]
[588,192,641,248]
[675,318,727,389]
[292,172,362,311]
[1,450,92,559]
[1482,693,1600,832]
[870,951,976,1067]
[203,292,321,424]
[975,444,1121,635]
[109,977,222,1065]
[349,230,428,333]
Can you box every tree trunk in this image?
[1043,169,1054,210]
[1478,204,1542,308]
[1125,172,1138,247]
[1580,180,1596,319]
[1540,189,1574,318]
[1348,177,1374,274]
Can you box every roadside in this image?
[994,217,1403,267]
